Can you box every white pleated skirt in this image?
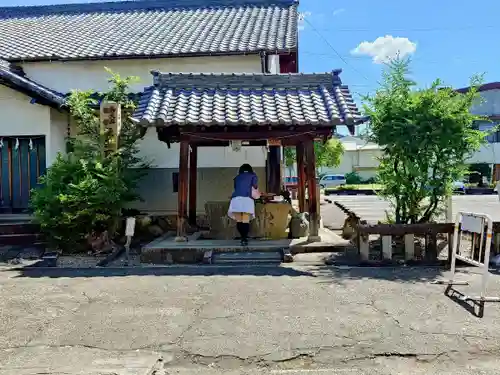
[228,196,255,220]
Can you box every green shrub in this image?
[363,176,378,184]
[345,172,363,185]
[30,70,148,253]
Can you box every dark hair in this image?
[239,163,253,174]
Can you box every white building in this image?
[0,0,361,214]
[458,83,500,181]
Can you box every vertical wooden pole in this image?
[188,144,198,226]
[296,143,306,213]
[304,138,319,240]
[177,140,189,240]
[267,146,282,194]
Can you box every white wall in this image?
[468,143,500,164]
[21,55,263,93]
[22,55,268,168]
[0,86,50,136]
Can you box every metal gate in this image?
[434,212,500,308]
[0,136,46,213]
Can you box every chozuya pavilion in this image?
[131,69,363,247]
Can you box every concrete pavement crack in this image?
[368,299,490,341]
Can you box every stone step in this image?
[0,222,39,235]
[0,233,43,246]
[210,250,283,264]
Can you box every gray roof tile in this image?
[0,0,298,61]
[0,59,65,106]
[132,71,362,127]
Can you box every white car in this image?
[319,174,346,189]
[452,181,466,194]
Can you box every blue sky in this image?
[1,0,499,102]
[298,0,500,100]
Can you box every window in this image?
[476,121,500,143]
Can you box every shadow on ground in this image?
[7,265,317,279]
[312,265,445,285]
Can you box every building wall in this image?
[132,166,266,214]
[470,89,500,116]
[22,55,268,169]
[10,54,270,213]
[319,148,381,180]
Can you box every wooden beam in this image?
[188,144,198,226]
[177,140,189,239]
[296,143,306,213]
[180,128,332,141]
[304,138,319,239]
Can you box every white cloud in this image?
[298,11,311,31]
[351,35,417,64]
[332,8,345,16]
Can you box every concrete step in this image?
[0,214,33,223]
[210,250,283,264]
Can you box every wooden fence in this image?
[336,202,500,264]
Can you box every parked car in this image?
[319,174,346,189]
[452,180,466,194]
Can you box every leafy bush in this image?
[345,172,363,185]
[31,70,148,253]
[363,177,378,184]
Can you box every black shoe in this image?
[241,238,248,247]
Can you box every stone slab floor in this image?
[1,263,500,374]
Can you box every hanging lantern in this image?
[28,138,33,151]
[14,138,19,151]
[0,138,3,149]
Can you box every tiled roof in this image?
[0,59,65,107]
[132,70,362,127]
[0,0,298,61]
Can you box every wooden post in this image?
[404,234,415,261]
[304,139,320,241]
[296,143,306,213]
[188,144,198,226]
[267,145,282,194]
[176,140,189,240]
[382,235,392,260]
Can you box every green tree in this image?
[314,139,344,172]
[364,58,485,224]
[282,139,344,175]
[31,70,149,253]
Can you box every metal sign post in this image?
[434,212,500,304]
[124,217,136,266]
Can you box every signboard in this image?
[267,139,281,146]
[100,101,122,153]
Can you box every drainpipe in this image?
[259,50,268,73]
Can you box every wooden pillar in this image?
[304,138,320,240]
[177,140,189,239]
[296,143,306,213]
[494,164,500,183]
[188,144,198,226]
[267,146,282,194]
